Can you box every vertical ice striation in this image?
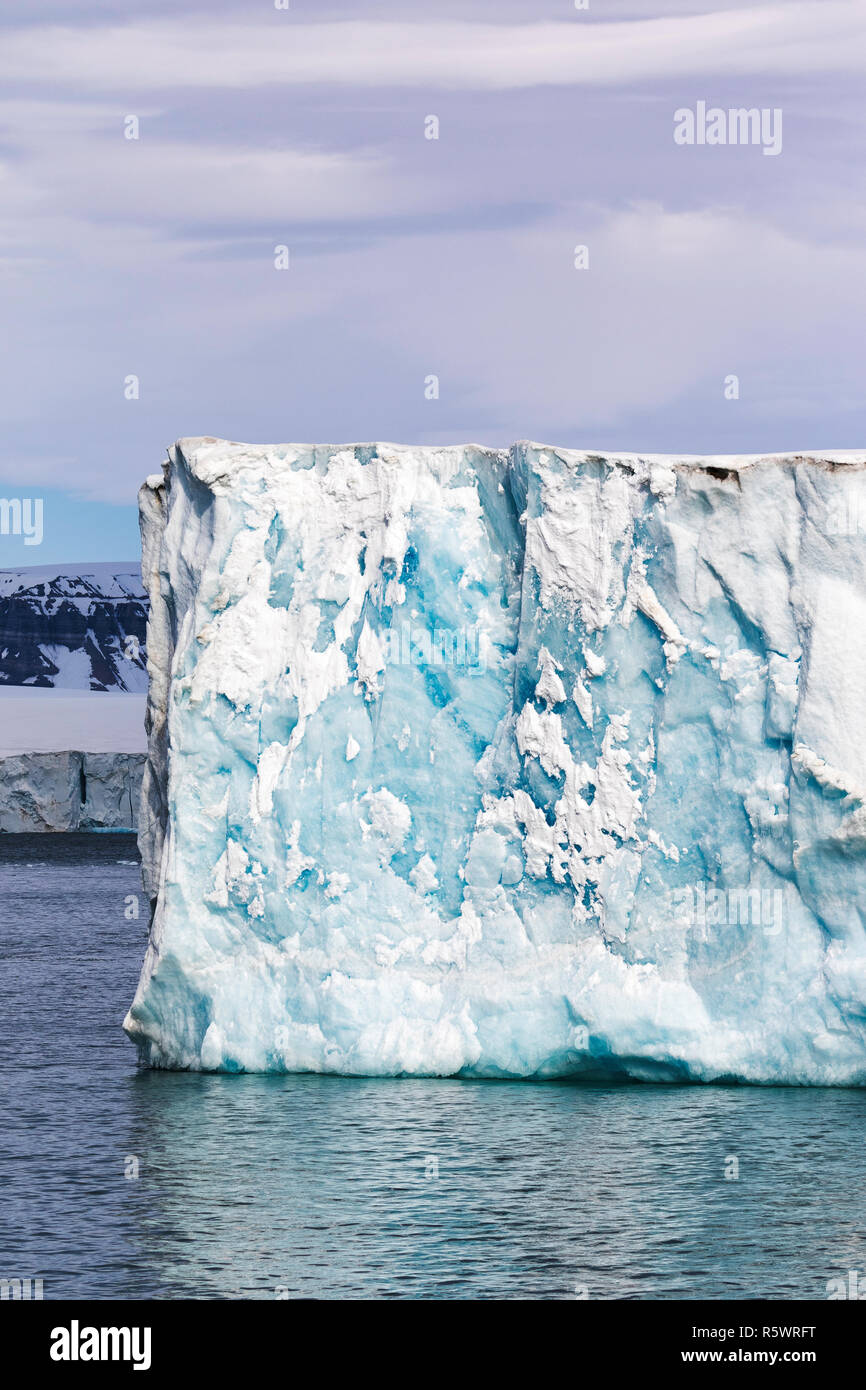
[125,439,866,1083]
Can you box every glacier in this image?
[0,750,144,832]
[124,438,866,1084]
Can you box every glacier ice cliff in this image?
[124,438,866,1084]
[0,751,144,832]
[0,685,146,832]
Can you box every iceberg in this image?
[124,439,866,1083]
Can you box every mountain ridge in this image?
[0,561,148,690]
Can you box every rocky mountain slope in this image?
[0,563,148,690]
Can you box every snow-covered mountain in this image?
[0,562,148,691]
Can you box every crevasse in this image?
[124,439,866,1083]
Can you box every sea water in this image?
[1,835,865,1300]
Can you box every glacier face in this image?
[125,439,866,1083]
[0,751,144,832]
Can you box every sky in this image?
[1,0,865,564]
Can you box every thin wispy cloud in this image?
[1,5,865,91]
[0,0,863,561]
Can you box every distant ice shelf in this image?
[0,689,147,828]
[0,750,145,832]
[0,688,147,757]
[0,688,147,831]
[124,438,866,1084]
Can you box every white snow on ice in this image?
[0,688,146,755]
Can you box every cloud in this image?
[316,201,866,445]
[0,104,428,237]
[1,5,864,93]
[4,198,865,506]
[1,1,864,522]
